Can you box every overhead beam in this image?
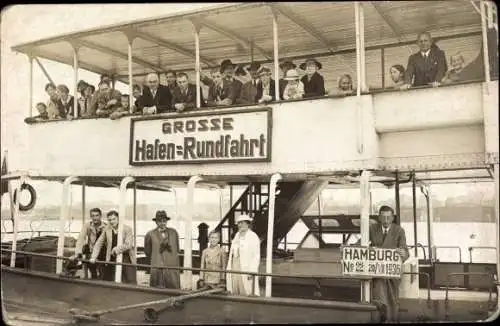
[132,30,217,67]
[74,39,163,72]
[34,57,55,85]
[270,3,355,75]
[197,17,273,60]
[370,2,413,55]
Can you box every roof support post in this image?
[359,170,371,303]
[420,182,434,262]
[272,9,280,104]
[9,175,27,268]
[56,176,80,274]
[185,175,203,290]
[192,21,202,109]
[28,55,33,117]
[480,0,491,83]
[265,173,282,298]
[354,2,367,93]
[123,31,136,114]
[116,176,135,283]
[69,43,80,118]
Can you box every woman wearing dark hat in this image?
[144,210,181,289]
[299,58,326,98]
[278,60,296,100]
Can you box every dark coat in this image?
[404,45,448,86]
[369,223,409,322]
[256,79,277,102]
[301,72,326,98]
[61,95,81,117]
[278,79,287,100]
[171,84,205,110]
[226,78,243,104]
[142,84,173,113]
[207,79,235,106]
[144,227,181,289]
[236,79,260,105]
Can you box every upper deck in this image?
[8,1,499,181]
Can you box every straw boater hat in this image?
[279,60,297,71]
[283,69,300,81]
[153,210,170,221]
[220,59,237,73]
[235,214,253,224]
[299,57,322,70]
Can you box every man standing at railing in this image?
[71,208,107,279]
[144,210,181,289]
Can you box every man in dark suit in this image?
[236,62,261,105]
[206,68,234,107]
[256,67,276,103]
[171,72,204,112]
[402,32,447,89]
[220,59,243,105]
[142,73,173,114]
[366,205,409,322]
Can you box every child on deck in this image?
[109,94,131,120]
[199,231,227,289]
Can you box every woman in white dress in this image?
[226,214,261,296]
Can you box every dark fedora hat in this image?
[246,62,262,72]
[300,57,322,70]
[279,60,297,70]
[153,210,170,221]
[220,59,237,73]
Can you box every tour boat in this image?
[1,2,499,324]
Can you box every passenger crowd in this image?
[28,32,486,123]
[71,208,260,296]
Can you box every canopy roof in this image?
[11,1,482,85]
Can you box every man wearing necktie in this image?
[369,205,409,322]
[401,31,447,89]
[142,73,173,114]
[172,72,204,112]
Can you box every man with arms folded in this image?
[142,73,173,115]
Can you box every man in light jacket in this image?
[90,210,137,284]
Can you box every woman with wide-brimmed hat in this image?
[226,214,260,296]
[282,69,305,100]
[299,57,326,98]
[144,210,181,289]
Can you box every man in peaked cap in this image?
[220,59,243,105]
[278,60,297,100]
[144,210,181,289]
[236,62,262,105]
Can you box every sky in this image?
[0,4,495,213]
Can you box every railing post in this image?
[192,21,202,109]
[56,176,79,274]
[116,176,135,283]
[412,172,418,258]
[481,0,491,83]
[28,55,33,117]
[265,173,282,298]
[10,175,27,268]
[494,163,500,311]
[360,170,371,303]
[272,8,280,102]
[71,43,80,118]
[185,175,203,290]
[123,31,136,114]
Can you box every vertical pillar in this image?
[185,175,203,290]
[395,172,401,224]
[56,176,79,274]
[380,48,385,89]
[28,55,33,117]
[10,176,26,267]
[81,181,86,225]
[481,0,491,83]
[355,1,362,96]
[426,184,434,261]
[272,9,280,101]
[494,164,500,310]
[72,44,80,118]
[116,176,135,283]
[265,173,282,297]
[359,2,367,92]
[124,32,136,114]
[193,22,202,109]
[412,172,418,257]
[133,183,137,247]
[360,170,371,303]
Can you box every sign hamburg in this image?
[341,246,403,279]
[129,108,272,165]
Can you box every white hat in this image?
[283,69,300,81]
[235,214,253,224]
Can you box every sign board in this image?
[129,108,272,165]
[341,246,402,279]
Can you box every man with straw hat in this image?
[282,69,305,100]
[226,214,260,296]
[144,210,181,289]
[299,57,326,98]
[237,62,262,105]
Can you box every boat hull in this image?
[1,266,379,324]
